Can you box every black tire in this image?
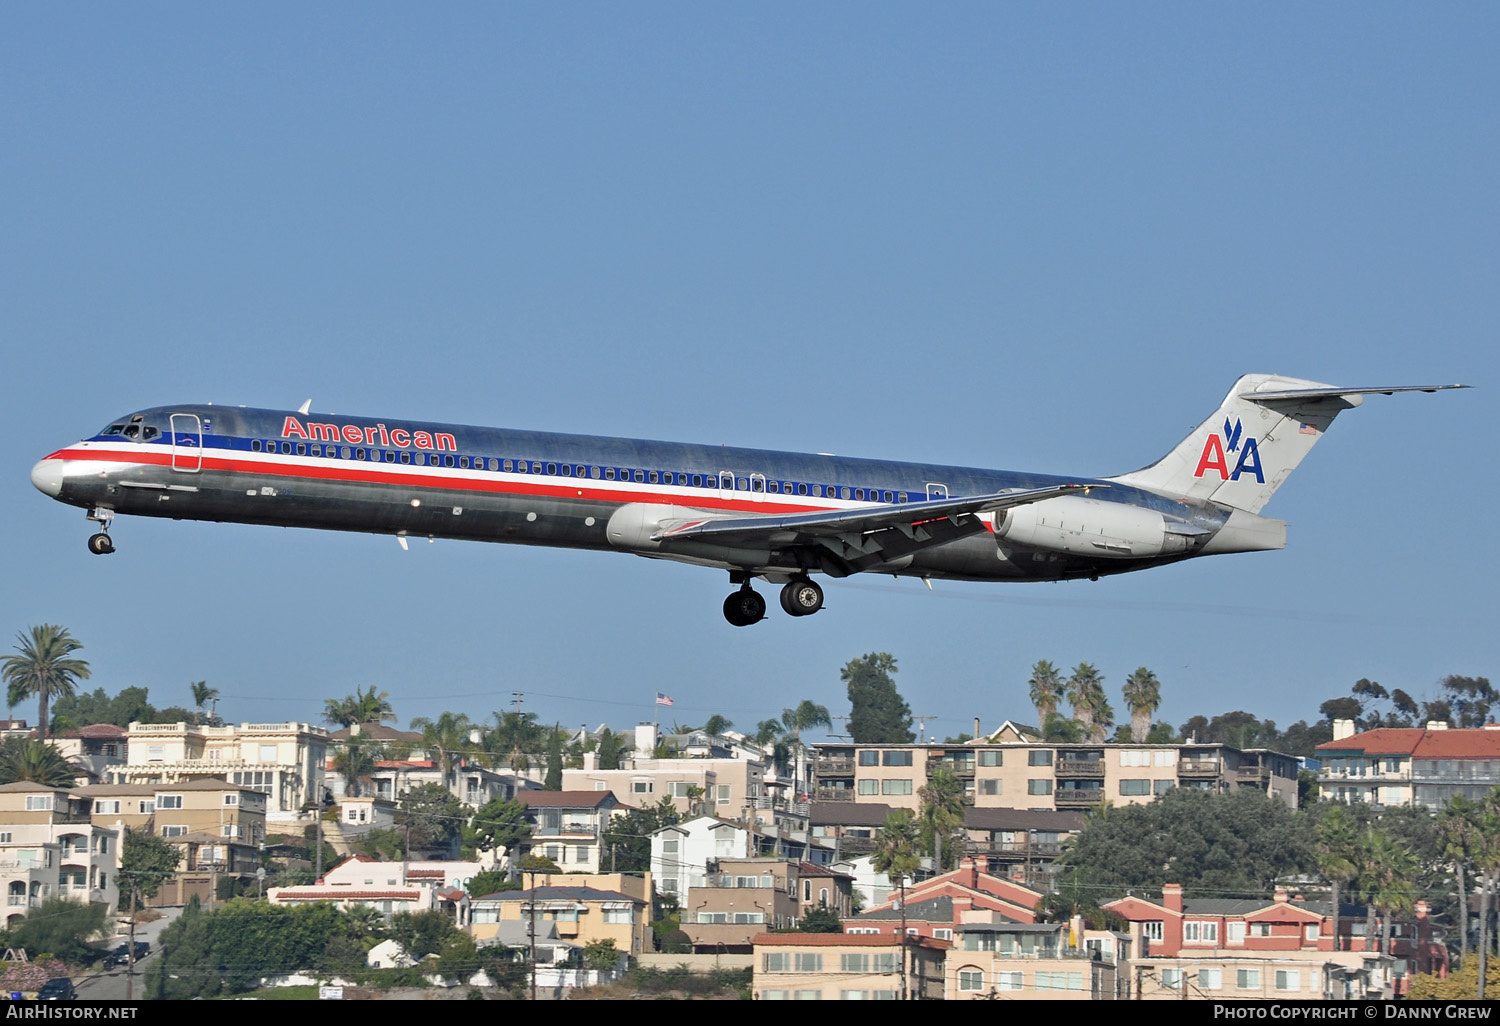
[723,589,765,627]
[87,533,114,555]
[780,578,824,616]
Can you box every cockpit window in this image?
[142,427,159,441]
[103,424,125,436]
[123,425,140,439]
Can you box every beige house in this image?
[946,916,1130,1000]
[0,783,121,920]
[812,741,1298,812]
[564,756,766,817]
[470,871,651,955]
[515,791,628,874]
[753,932,949,1000]
[681,857,854,951]
[110,721,329,821]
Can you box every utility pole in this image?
[913,715,937,743]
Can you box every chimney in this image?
[1274,887,1288,904]
[1333,718,1356,741]
[973,717,981,740]
[952,896,973,915]
[582,751,598,772]
[1162,883,1184,914]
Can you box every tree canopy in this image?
[842,653,913,743]
[2,625,90,741]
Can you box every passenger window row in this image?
[247,439,914,503]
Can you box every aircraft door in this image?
[748,473,766,503]
[718,471,736,501]
[170,413,203,472]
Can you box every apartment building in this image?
[52,724,128,784]
[812,740,1299,812]
[0,783,120,918]
[111,721,329,821]
[1316,720,1500,809]
[753,932,949,1000]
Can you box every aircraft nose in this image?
[30,459,66,497]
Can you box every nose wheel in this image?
[86,507,116,555]
[723,587,767,627]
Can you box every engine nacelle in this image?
[605,503,707,551]
[995,495,1203,559]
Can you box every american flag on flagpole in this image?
[655,692,674,707]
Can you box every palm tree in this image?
[332,736,381,798]
[918,766,966,872]
[1439,795,1479,966]
[871,809,922,1001]
[2,625,90,742]
[488,710,544,769]
[1316,805,1360,954]
[1121,667,1162,743]
[781,700,831,799]
[702,714,733,737]
[409,711,475,791]
[0,739,81,787]
[754,720,792,778]
[324,686,396,728]
[189,681,219,726]
[1065,663,1108,743]
[1028,660,1063,728]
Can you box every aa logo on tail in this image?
[1193,418,1264,483]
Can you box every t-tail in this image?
[1110,373,1468,514]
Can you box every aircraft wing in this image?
[653,483,1101,577]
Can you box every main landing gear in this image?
[722,576,825,626]
[86,507,115,556]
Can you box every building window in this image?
[979,779,1002,796]
[224,794,238,806]
[841,954,870,972]
[161,826,187,837]
[93,801,120,815]
[793,953,822,972]
[881,779,912,796]
[978,751,1002,767]
[1183,921,1219,944]
[1119,779,1151,796]
[1028,750,1053,767]
[669,782,693,798]
[1227,921,1246,944]
[858,751,879,766]
[1198,969,1222,991]
[632,781,653,794]
[1237,969,1261,989]
[157,795,183,810]
[957,970,984,992]
[1275,970,1300,992]
[1027,779,1053,796]
[24,796,52,811]
[857,780,879,795]
[717,784,731,804]
[994,972,1023,991]
[1162,969,1183,990]
[882,751,912,767]
[1142,921,1163,941]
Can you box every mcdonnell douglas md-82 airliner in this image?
[31,374,1465,626]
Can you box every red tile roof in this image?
[1317,727,1500,758]
[516,791,617,809]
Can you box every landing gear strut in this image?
[780,578,824,617]
[722,585,766,627]
[86,507,115,556]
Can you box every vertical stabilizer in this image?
[1109,374,1359,513]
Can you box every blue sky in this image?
[3,4,1495,745]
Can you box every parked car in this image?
[36,978,75,1000]
[102,941,149,968]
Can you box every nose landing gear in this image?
[86,507,116,556]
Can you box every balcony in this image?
[1054,790,1105,808]
[926,757,976,778]
[815,758,855,777]
[1178,760,1221,777]
[813,787,854,803]
[1055,759,1104,778]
